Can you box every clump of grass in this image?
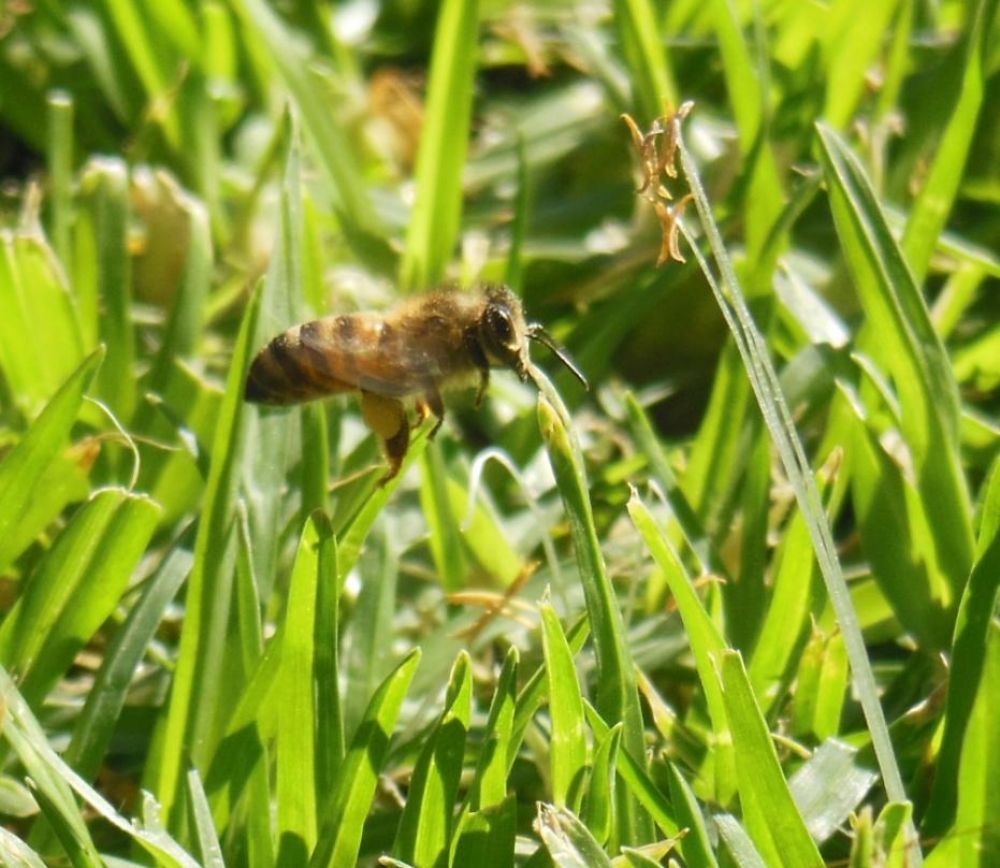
[2,1,999,865]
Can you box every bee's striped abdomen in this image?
[244,318,358,405]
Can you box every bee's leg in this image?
[474,368,490,408]
[421,388,446,439]
[360,390,409,484]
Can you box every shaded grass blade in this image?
[901,0,997,284]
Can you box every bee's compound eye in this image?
[487,306,516,347]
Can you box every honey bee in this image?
[245,284,587,483]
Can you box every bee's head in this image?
[478,285,588,390]
[479,285,532,380]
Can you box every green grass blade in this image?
[821,0,901,129]
[719,651,823,867]
[627,490,735,801]
[63,534,192,781]
[77,158,136,423]
[420,442,468,592]
[0,348,102,573]
[535,802,614,868]
[901,0,997,284]
[310,650,422,868]
[536,376,651,843]
[400,0,481,289]
[818,123,974,610]
[612,0,677,119]
[678,124,912,826]
[923,623,1000,865]
[469,646,518,811]
[0,488,160,707]
[154,285,262,826]
[0,664,199,868]
[540,601,589,812]
[394,652,472,866]
[46,90,73,269]
[0,230,86,415]
[583,722,621,845]
[924,457,1000,834]
[276,514,336,859]
[452,796,517,868]
[664,763,720,868]
[243,119,302,601]
[186,769,225,868]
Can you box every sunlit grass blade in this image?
[400,0,481,289]
[153,285,262,827]
[719,650,823,867]
[678,124,913,833]
[394,652,472,866]
[535,802,614,868]
[0,230,86,416]
[818,123,973,609]
[583,721,621,844]
[0,488,159,707]
[664,763,720,868]
[186,768,224,868]
[820,0,900,129]
[922,623,1000,865]
[276,513,337,859]
[46,90,73,268]
[612,0,677,119]
[627,490,735,802]
[536,374,651,843]
[0,664,199,868]
[540,601,589,812]
[310,650,421,868]
[243,118,302,600]
[420,442,467,592]
[707,0,784,267]
[235,0,385,264]
[469,646,518,811]
[77,158,136,423]
[0,348,102,573]
[584,704,682,842]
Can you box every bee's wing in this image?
[296,314,445,398]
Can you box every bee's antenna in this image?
[527,325,589,390]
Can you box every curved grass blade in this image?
[818,123,973,611]
[0,347,103,574]
[0,488,160,708]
